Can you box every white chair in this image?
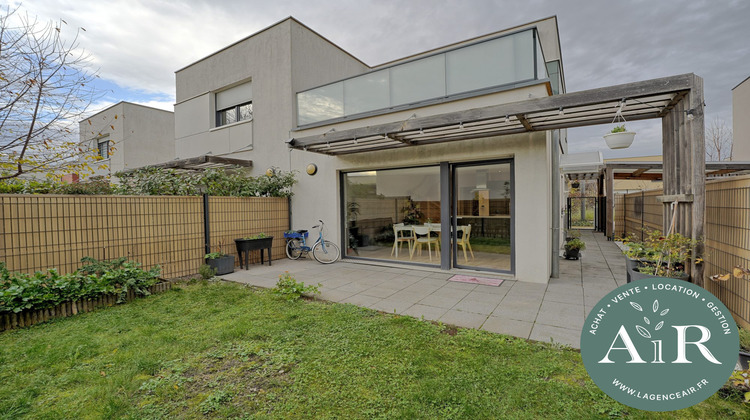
[457,224,474,262]
[411,225,440,261]
[391,223,414,258]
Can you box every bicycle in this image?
[284,220,340,264]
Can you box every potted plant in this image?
[234,233,274,269]
[402,198,423,225]
[564,238,585,260]
[205,242,235,275]
[603,124,636,149]
[622,230,698,283]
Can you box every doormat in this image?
[448,274,504,287]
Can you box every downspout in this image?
[550,130,561,278]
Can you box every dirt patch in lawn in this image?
[134,342,293,418]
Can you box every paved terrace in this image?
[221,231,625,348]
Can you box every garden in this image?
[1,276,749,418]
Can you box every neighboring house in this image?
[79,102,175,178]
[733,76,750,161]
[174,16,566,283]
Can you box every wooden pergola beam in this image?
[613,172,663,180]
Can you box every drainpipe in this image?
[550,130,561,278]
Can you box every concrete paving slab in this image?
[481,316,533,338]
[439,309,488,329]
[221,231,623,349]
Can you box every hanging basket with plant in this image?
[603,100,636,149]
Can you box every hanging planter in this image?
[604,125,636,149]
[604,100,636,149]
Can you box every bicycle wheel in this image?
[286,239,303,260]
[312,240,340,264]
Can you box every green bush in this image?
[0,257,160,313]
[199,264,216,280]
[271,272,320,301]
[115,167,297,197]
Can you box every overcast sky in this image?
[10,0,750,158]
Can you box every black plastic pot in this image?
[564,248,580,260]
[206,255,235,275]
[234,237,274,269]
[625,257,689,283]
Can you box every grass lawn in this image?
[0,281,747,419]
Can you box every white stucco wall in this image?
[79,102,175,178]
[172,17,561,283]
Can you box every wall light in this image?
[306,163,318,176]
[685,109,695,121]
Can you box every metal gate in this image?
[567,196,605,231]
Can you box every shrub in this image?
[0,257,160,313]
[271,272,320,301]
[115,167,297,197]
[611,124,627,133]
[199,264,216,280]
[564,238,586,251]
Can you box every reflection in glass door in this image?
[453,161,513,272]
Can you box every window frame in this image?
[97,139,110,160]
[216,101,253,127]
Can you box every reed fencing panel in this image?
[702,175,750,329]
[614,176,750,328]
[0,195,289,279]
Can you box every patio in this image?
[221,230,625,348]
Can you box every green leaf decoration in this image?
[653,300,659,312]
[660,309,669,316]
[630,302,643,312]
[655,321,664,331]
[644,317,650,325]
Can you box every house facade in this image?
[733,76,750,161]
[174,17,566,283]
[79,101,175,178]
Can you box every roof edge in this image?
[175,16,369,73]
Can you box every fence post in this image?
[203,193,211,255]
[640,191,645,241]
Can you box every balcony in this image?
[297,28,550,127]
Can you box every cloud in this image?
[11,0,750,159]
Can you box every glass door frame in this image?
[451,158,515,274]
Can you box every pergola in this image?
[289,73,707,283]
[123,155,253,174]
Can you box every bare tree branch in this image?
[705,116,733,162]
[0,5,102,180]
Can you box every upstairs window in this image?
[216,81,253,127]
[97,139,110,159]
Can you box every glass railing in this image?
[297,28,548,127]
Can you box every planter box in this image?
[564,248,581,260]
[206,255,235,275]
[626,257,689,283]
[0,281,172,333]
[234,237,273,269]
[737,351,750,371]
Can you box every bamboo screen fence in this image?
[703,175,750,329]
[618,189,662,241]
[617,175,750,328]
[0,195,289,279]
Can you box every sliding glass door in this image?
[453,160,513,272]
[342,166,443,266]
[341,159,513,273]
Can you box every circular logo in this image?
[580,279,738,412]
